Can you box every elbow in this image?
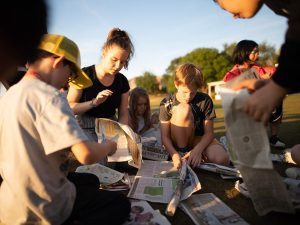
[76,155,95,165]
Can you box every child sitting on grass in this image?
[159,63,230,169]
[0,34,130,225]
[129,87,161,144]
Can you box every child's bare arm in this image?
[160,121,181,169]
[71,140,117,165]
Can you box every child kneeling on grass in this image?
[0,34,130,225]
[159,63,230,169]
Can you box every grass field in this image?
[145,93,300,225]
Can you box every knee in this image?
[207,147,230,166]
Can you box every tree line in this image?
[134,42,279,94]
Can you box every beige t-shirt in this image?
[0,79,88,225]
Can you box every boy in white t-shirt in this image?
[0,34,130,225]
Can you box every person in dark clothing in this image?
[0,0,48,81]
[214,0,300,180]
[214,0,300,122]
[67,28,134,144]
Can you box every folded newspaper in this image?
[123,200,171,225]
[95,118,142,168]
[197,163,242,179]
[219,87,295,215]
[75,163,131,191]
[127,160,201,204]
[180,193,249,225]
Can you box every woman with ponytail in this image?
[67,28,134,152]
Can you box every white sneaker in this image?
[286,167,300,180]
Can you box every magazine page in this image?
[95,118,142,168]
[127,160,201,203]
[180,193,249,225]
[123,200,171,225]
[219,87,295,215]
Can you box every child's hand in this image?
[182,150,202,168]
[94,89,113,105]
[105,140,117,156]
[172,153,182,169]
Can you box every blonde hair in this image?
[174,63,204,88]
[102,28,134,69]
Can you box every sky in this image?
[48,0,288,80]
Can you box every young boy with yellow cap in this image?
[0,34,130,225]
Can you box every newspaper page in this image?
[123,200,171,225]
[197,163,242,179]
[219,87,294,215]
[141,136,169,161]
[180,193,249,225]
[127,160,201,203]
[95,118,142,168]
[142,143,169,161]
[75,163,124,184]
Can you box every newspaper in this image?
[165,160,187,216]
[180,193,249,225]
[197,163,242,179]
[75,163,131,191]
[127,160,201,203]
[75,163,124,184]
[95,118,142,168]
[141,136,169,161]
[123,200,171,225]
[219,87,295,215]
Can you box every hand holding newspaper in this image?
[95,118,142,168]
[219,87,294,215]
[165,160,187,216]
[127,160,201,204]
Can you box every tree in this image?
[135,72,159,94]
[257,42,278,66]
[166,48,232,84]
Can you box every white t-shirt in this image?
[0,82,7,98]
[0,79,88,225]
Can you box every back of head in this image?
[0,0,48,80]
[102,28,134,69]
[232,40,258,64]
[174,63,204,88]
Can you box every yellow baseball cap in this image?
[38,34,92,89]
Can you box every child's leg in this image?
[63,173,130,225]
[170,103,195,148]
[202,140,230,166]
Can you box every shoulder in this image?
[160,94,174,106]
[115,72,129,82]
[224,65,240,82]
[82,65,95,77]
[194,92,212,102]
